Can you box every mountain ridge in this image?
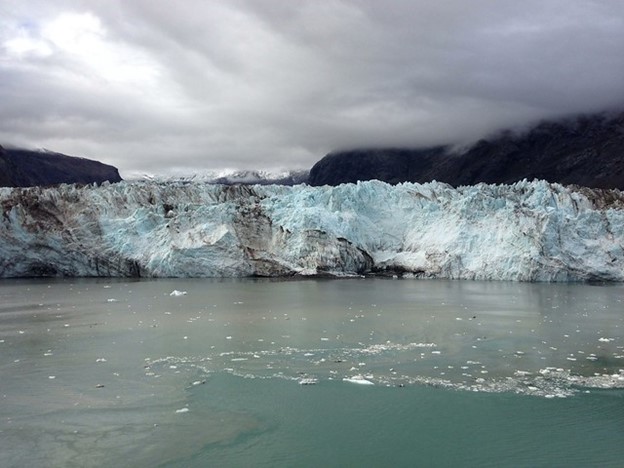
[4,109,624,189]
[309,111,624,188]
[0,145,122,187]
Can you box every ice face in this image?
[1,179,623,280]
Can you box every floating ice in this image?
[144,334,624,398]
[170,290,187,297]
[343,375,375,385]
[175,408,189,413]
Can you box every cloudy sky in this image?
[1,0,623,177]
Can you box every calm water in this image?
[1,278,623,467]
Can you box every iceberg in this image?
[343,375,375,385]
[169,289,188,296]
[1,179,623,281]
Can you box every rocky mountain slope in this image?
[0,146,122,187]
[309,111,624,188]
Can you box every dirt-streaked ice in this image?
[1,179,624,280]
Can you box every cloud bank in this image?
[2,0,624,177]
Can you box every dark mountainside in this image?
[309,111,624,188]
[0,145,122,187]
[3,110,623,189]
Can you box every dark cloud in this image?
[1,0,624,177]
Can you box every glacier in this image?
[1,179,624,281]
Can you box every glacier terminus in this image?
[1,179,623,281]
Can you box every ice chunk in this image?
[343,375,374,385]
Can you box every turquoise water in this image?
[1,278,623,467]
[181,374,624,467]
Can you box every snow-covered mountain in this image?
[1,180,623,281]
[133,169,309,185]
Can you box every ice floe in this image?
[169,290,187,297]
[343,375,375,385]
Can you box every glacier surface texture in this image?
[1,180,623,281]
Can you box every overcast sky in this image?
[1,0,623,177]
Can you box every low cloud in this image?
[2,0,623,177]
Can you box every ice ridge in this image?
[1,179,623,280]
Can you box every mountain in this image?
[308,111,624,188]
[0,146,122,187]
[1,180,623,281]
[137,169,309,185]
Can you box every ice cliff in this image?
[1,180,623,281]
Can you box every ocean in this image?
[1,278,623,467]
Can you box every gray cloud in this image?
[1,0,624,177]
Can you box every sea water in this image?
[0,278,623,467]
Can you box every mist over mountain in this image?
[0,145,122,187]
[3,110,624,190]
[3,109,624,282]
[309,111,624,188]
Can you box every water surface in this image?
[1,278,623,467]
